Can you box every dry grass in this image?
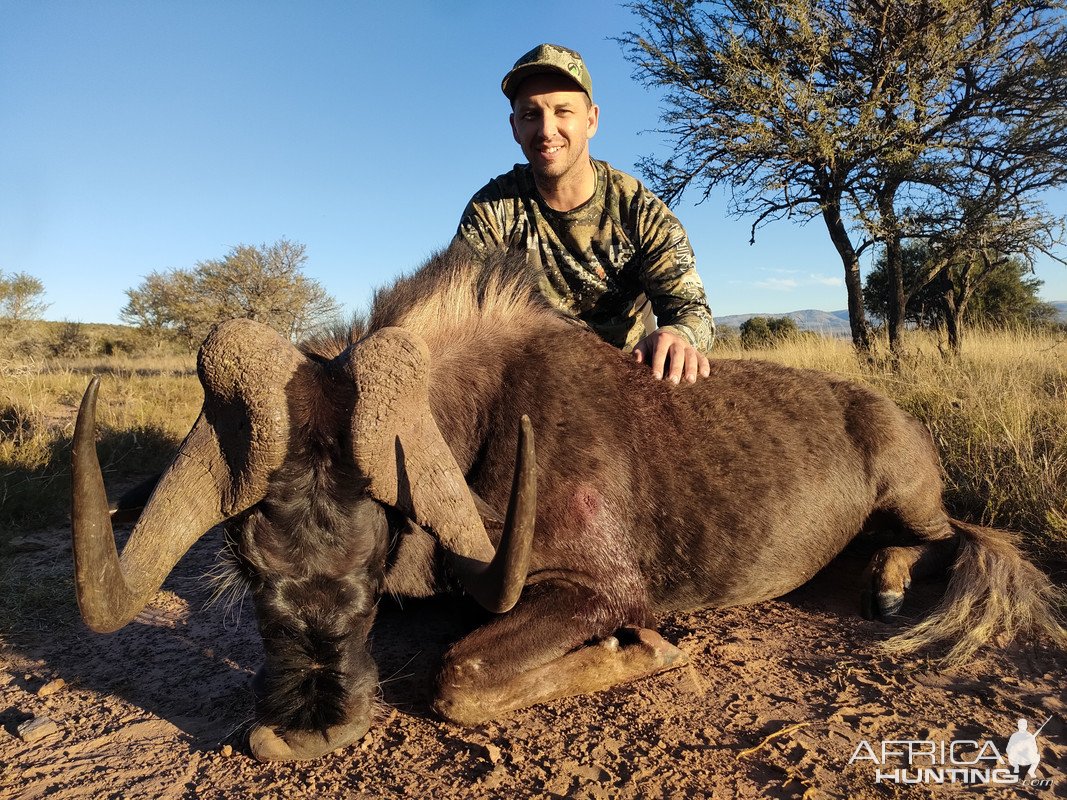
[0,352,200,534]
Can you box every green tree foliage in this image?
[967,265,1058,328]
[122,239,341,345]
[865,244,1056,336]
[768,316,799,339]
[865,244,945,329]
[739,316,773,348]
[0,271,49,324]
[740,315,798,348]
[621,0,1067,353]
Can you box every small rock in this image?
[574,764,608,782]
[220,744,233,757]
[37,678,66,697]
[481,764,506,789]
[18,716,59,743]
[485,743,503,764]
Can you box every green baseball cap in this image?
[501,43,593,102]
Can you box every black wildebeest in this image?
[71,247,1065,761]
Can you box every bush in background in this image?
[739,315,800,349]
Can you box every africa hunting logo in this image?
[848,715,1056,788]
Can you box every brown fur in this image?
[362,247,1065,665]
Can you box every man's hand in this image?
[632,328,711,384]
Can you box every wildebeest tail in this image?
[886,520,1067,664]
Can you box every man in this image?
[1006,718,1043,779]
[454,43,715,384]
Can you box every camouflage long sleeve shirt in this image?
[453,160,715,352]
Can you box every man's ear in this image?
[586,103,600,139]
[510,113,520,145]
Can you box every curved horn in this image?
[72,380,229,632]
[71,320,303,633]
[347,327,535,613]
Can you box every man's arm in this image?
[631,190,715,383]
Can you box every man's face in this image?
[510,74,599,184]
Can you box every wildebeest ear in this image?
[346,327,535,614]
[197,319,305,514]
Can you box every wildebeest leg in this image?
[861,467,960,621]
[861,539,958,620]
[433,581,685,725]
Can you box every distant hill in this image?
[716,309,852,336]
[716,301,1067,333]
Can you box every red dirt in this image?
[1,529,1063,799]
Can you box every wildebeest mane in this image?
[298,246,563,366]
[370,245,548,322]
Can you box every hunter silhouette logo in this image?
[1006,716,1050,779]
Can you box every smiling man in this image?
[453,43,715,383]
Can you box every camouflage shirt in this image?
[453,160,715,352]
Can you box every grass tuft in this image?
[0,353,200,535]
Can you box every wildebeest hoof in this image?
[876,590,905,620]
[249,719,371,762]
[860,589,905,621]
[861,546,920,622]
[615,627,688,669]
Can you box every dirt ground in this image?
[1,528,1063,800]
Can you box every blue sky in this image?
[2,1,1065,325]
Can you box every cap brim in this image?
[502,65,588,101]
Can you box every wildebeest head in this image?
[71,318,534,761]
